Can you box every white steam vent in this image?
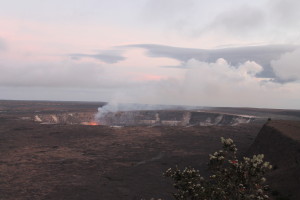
[95,103,255,126]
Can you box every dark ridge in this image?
[247,120,300,200]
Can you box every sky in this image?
[0,0,300,109]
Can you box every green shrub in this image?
[164,137,272,200]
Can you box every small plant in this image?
[164,137,272,200]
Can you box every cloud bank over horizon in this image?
[1,44,300,109]
[0,0,300,109]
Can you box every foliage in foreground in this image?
[164,137,272,200]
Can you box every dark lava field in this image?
[0,100,299,200]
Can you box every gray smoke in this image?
[95,102,202,123]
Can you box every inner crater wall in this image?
[97,110,256,126]
[29,110,256,126]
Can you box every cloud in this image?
[0,48,179,89]
[69,50,125,64]
[0,86,114,102]
[178,59,300,108]
[271,48,300,81]
[125,44,298,78]
[0,60,103,88]
[183,1,300,44]
[1,45,300,109]
[0,58,136,89]
[142,0,197,27]
[139,0,202,35]
[1,0,299,109]
[68,48,297,109]
[104,58,300,109]
[268,0,300,28]
[140,0,268,41]
[205,5,265,36]
[0,37,7,51]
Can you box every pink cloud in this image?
[131,73,167,81]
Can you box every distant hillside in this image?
[247,120,300,200]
